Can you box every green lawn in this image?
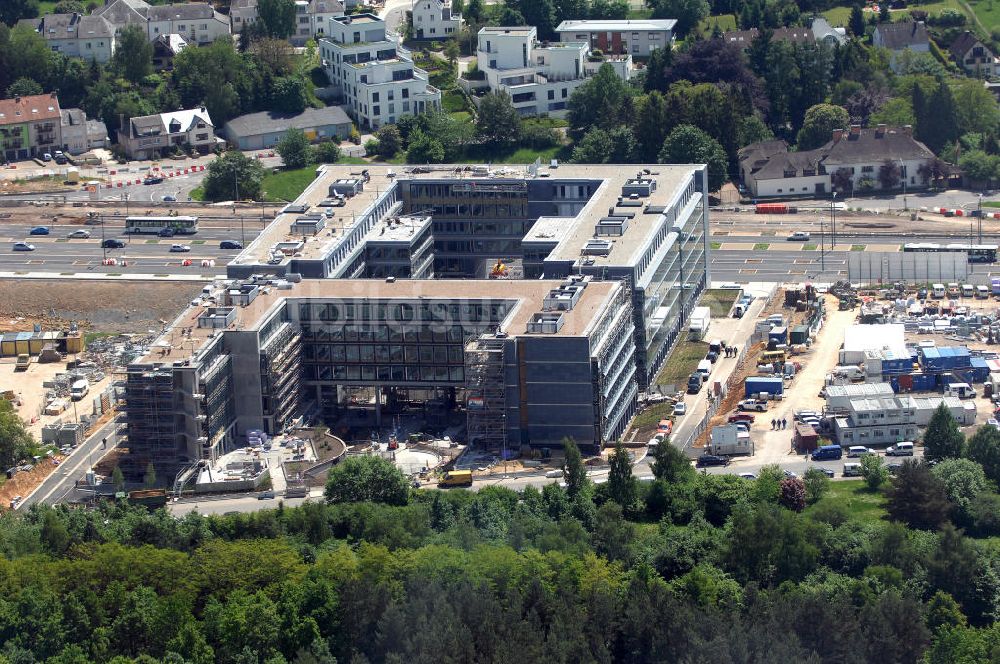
[699,13,737,32]
[632,402,675,431]
[824,0,973,25]
[809,479,888,523]
[753,242,770,250]
[655,338,708,387]
[983,201,1000,208]
[968,0,1000,31]
[261,158,366,202]
[450,111,472,123]
[456,144,571,165]
[710,241,722,249]
[851,244,866,251]
[524,117,569,129]
[700,288,739,317]
[189,186,205,201]
[627,8,654,19]
[37,0,58,13]
[803,243,818,250]
[442,90,468,113]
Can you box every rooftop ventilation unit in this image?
[622,176,656,198]
[527,312,565,334]
[595,216,629,237]
[582,239,612,256]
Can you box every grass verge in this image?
[808,479,887,523]
[700,289,739,317]
[753,243,770,250]
[710,241,722,249]
[803,243,818,250]
[632,402,674,432]
[655,338,708,387]
[851,244,866,251]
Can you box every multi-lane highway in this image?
[0,218,265,275]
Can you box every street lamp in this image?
[831,192,837,247]
[819,210,826,274]
[898,159,907,211]
[979,193,984,244]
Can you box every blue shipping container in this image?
[769,326,788,344]
[745,376,784,397]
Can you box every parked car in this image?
[673,402,686,416]
[885,442,914,456]
[657,419,673,436]
[41,153,52,161]
[220,240,243,250]
[163,195,177,202]
[787,231,811,241]
[169,244,191,252]
[257,490,275,500]
[783,470,798,479]
[143,176,164,185]
[29,226,50,235]
[728,413,755,424]
[738,399,768,412]
[12,242,35,251]
[847,446,876,458]
[695,455,730,467]
[66,229,90,239]
[809,467,836,478]
[738,473,757,479]
[102,238,125,248]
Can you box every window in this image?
[179,24,186,30]
[861,165,874,173]
[562,88,568,98]
[403,101,410,111]
[374,105,380,115]
[402,88,409,99]
[388,103,394,113]
[547,90,554,100]
[373,92,379,102]
[388,90,394,100]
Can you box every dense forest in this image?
[2,431,1000,663]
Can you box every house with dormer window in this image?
[119,107,220,159]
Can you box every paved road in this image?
[19,418,120,508]
[0,220,263,275]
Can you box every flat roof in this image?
[556,19,677,32]
[544,164,700,265]
[479,26,536,35]
[231,163,702,271]
[138,278,620,364]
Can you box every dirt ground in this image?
[0,279,202,333]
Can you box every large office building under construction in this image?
[123,163,709,478]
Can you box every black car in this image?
[101,239,125,248]
[695,454,729,467]
[144,176,164,185]
[706,351,719,363]
[220,240,243,250]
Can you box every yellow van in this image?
[439,470,473,488]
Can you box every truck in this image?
[69,379,89,401]
[439,470,473,488]
[14,354,29,371]
[688,306,711,340]
[708,425,754,456]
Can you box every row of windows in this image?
[305,364,465,383]
[298,302,511,324]
[305,344,465,364]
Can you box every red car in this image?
[728,413,755,424]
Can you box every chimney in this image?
[832,128,844,142]
[849,124,861,137]
[903,124,913,136]
[875,123,886,137]
[14,96,20,104]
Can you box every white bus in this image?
[125,216,198,235]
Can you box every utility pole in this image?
[979,194,984,244]
[831,191,837,246]
[819,212,826,274]
[100,213,106,260]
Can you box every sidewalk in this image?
[668,284,776,451]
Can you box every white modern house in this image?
[18,13,117,63]
[739,125,936,198]
[477,26,631,117]
[320,14,441,129]
[555,18,675,57]
[410,0,462,39]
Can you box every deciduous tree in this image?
[203,151,265,201]
[861,453,889,490]
[796,103,849,150]
[658,124,728,191]
[257,0,296,39]
[0,398,32,469]
[324,455,409,505]
[276,127,313,169]
[113,25,153,84]
[923,403,966,461]
[475,91,522,148]
[608,442,637,511]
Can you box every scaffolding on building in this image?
[123,368,178,477]
[464,333,507,449]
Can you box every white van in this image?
[886,442,914,456]
[946,382,976,399]
[834,365,864,381]
[962,284,974,298]
[70,379,89,401]
[843,462,862,477]
[977,285,990,299]
[697,360,712,377]
[932,283,946,298]
[847,445,873,458]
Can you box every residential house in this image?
[0,94,63,162]
[477,26,631,117]
[554,19,675,57]
[94,0,230,44]
[949,31,1000,78]
[722,17,846,49]
[320,14,441,129]
[873,20,930,73]
[223,106,352,150]
[739,125,936,198]
[118,107,219,159]
[152,33,187,70]
[229,0,345,45]
[411,0,463,39]
[17,13,116,63]
[59,107,108,154]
